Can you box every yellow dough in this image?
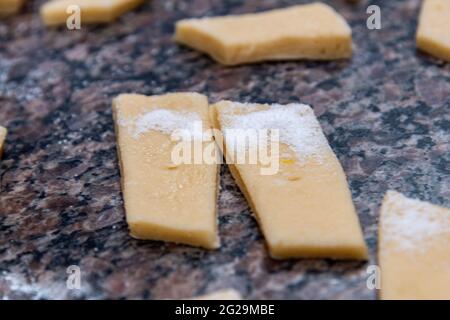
[112,93,220,249]
[379,191,450,300]
[192,289,242,300]
[175,3,352,65]
[0,126,6,157]
[0,0,24,17]
[416,0,450,62]
[40,0,144,26]
[211,101,367,259]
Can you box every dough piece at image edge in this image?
[379,190,450,300]
[416,0,450,62]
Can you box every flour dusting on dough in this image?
[119,108,201,139]
[221,102,329,162]
[382,191,450,251]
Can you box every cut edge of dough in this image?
[0,126,7,158]
[416,35,450,62]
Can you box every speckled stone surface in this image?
[0,0,449,300]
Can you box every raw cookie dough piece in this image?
[211,101,367,259]
[416,0,450,62]
[175,2,352,65]
[379,191,450,300]
[40,0,144,26]
[0,0,24,17]
[0,126,6,157]
[192,289,242,300]
[112,93,220,249]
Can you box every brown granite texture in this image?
[0,0,449,300]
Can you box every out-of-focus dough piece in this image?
[0,126,6,157]
[40,0,144,26]
[192,289,242,300]
[379,191,450,300]
[0,0,24,17]
[112,93,220,249]
[211,101,368,259]
[175,2,352,65]
[416,0,450,62]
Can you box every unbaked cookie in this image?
[175,3,352,65]
[112,93,220,249]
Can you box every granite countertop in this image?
[0,0,449,300]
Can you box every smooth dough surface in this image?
[175,2,352,65]
[379,191,450,300]
[0,0,24,16]
[40,0,144,26]
[112,93,220,249]
[416,0,450,62]
[0,126,6,157]
[191,289,242,300]
[211,101,367,259]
